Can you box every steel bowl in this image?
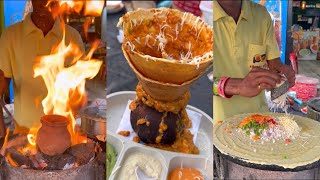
[80,106,106,137]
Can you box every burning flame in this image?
[47,0,104,16]
[27,134,36,146]
[46,0,104,41]
[83,17,93,40]
[33,21,102,143]
[0,128,10,156]
[2,1,103,166]
[6,154,18,167]
[30,3,102,144]
[84,0,105,16]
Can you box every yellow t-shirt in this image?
[0,13,84,130]
[213,0,281,122]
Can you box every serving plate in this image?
[106,91,213,179]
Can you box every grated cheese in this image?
[181,12,188,28]
[122,9,212,65]
[180,42,193,63]
[256,115,301,143]
[145,34,154,49]
[125,41,135,51]
[156,28,168,51]
[196,22,205,41]
[278,115,301,140]
[175,23,180,40]
[134,37,141,44]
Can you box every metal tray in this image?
[106,91,213,180]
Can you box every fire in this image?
[6,154,18,167]
[27,134,36,146]
[33,28,102,144]
[0,128,10,156]
[83,17,93,40]
[47,0,104,16]
[32,13,102,144]
[84,0,105,16]
[2,1,103,166]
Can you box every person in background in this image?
[0,0,84,138]
[213,0,295,121]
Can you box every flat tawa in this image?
[213,112,320,171]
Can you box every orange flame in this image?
[32,18,102,144]
[83,17,93,40]
[47,0,104,16]
[84,0,105,16]
[27,134,36,146]
[6,154,18,167]
[0,128,10,156]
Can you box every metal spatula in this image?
[270,80,290,101]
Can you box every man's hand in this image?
[225,67,282,97]
[279,64,296,88]
[268,58,296,88]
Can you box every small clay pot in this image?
[36,115,71,156]
[130,101,179,144]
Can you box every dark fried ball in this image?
[130,101,179,144]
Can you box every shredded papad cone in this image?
[118,8,213,84]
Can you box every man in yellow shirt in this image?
[0,0,84,137]
[213,0,295,121]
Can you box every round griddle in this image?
[213,113,320,172]
[308,98,320,112]
[214,146,320,172]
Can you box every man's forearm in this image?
[224,78,242,96]
[1,77,11,97]
[267,57,282,73]
[214,77,242,97]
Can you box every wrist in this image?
[214,77,233,98]
[224,78,242,96]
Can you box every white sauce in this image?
[116,152,162,180]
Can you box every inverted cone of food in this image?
[124,47,209,101]
[118,8,213,84]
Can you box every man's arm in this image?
[223,67,281,98]
[0,70,11,138]
[0,28,14,138]
[262,7,295,88]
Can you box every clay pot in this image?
[124,49,211,101]
[36,115,71,156]
[130,101,179,144]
